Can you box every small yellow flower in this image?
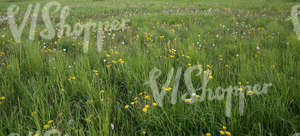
[31,111,37,117]
[220,130,225,135]
[165,87,172,92]
[100,90,105,94]
[247,90,254,94]
[112,60,117,64]
[100,98,104,102]
[238,88,243,91]
[187,63,192,66]
[0,96,6,100]
[138,92,143,96]
[225,131,231,135]
[68,76,76,80]
[142,130,146,135]
[170,55,175,58]
[47,120,54,124]
[118,58,124,64]
[125,105,129,109]
[160,35,165,39]
[130,102,135,105]
[144,95,149,99]
[222,126,227,130]
[144,105,149,108]
[209,75,214,79]
[205,133,212,136]
[142,107,148,112]
[84,118,91,123]
[152,102,157,107]
[33,134,39,136]
[185,98,192,102]
[43,124,50,129]
[196,95,200,98]
[93,70,98,73]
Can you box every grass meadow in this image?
[0,0,299,135]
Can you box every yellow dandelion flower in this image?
[247,90,254,94]
[0,96,6,100]
[43,124,50,129]
[205,133,212,136]
[47,120,54,124]
[144,105,149,108]
[238,88,243,91]
[144,95,149,99]
[152,102,157,107]
[142,107,148,112]
[130,102,135,105]
[31,111,37,117]
[125,105,129,109]
[225,131,231,135]
[84,118,91,123]
[68,76,76,80]
[223,126,227,130]
[165,87,172,92]
[112,60,117,64]
[93,70,98,73]
[220,130,225,135]
[118,58,124,64]
[185,98,192,102]
[100,90,105,94]
[209,75,214,79]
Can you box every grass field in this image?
[0,0,300,135]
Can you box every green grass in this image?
[0,0,299,135]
